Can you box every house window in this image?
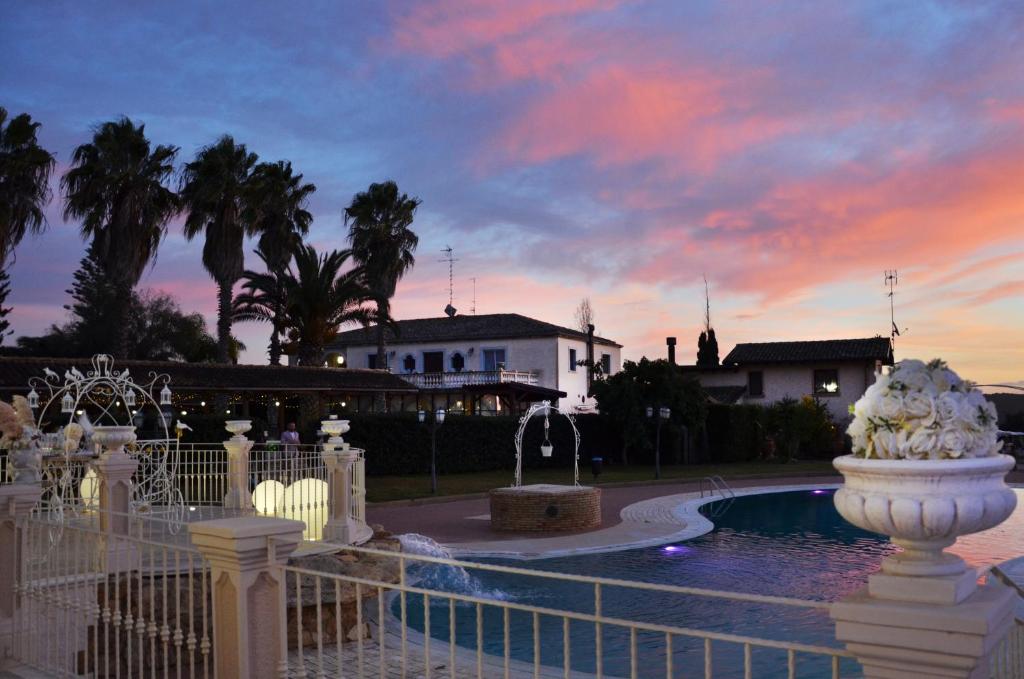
[813,369,840,396]
[569,348,577,372]
[402,355,416,373]
[423,351,444,373]
[451,352,465,372]
[482,348,506,372]
[367,353,378,369]
[600,353,611,375]
[748,371,764,397]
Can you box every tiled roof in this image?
[722,337,892,365]
[329,313,621,348]
[0,357,417,393]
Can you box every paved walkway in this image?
[366,475,843,557]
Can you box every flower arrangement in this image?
[0,396,39,450]
[847,359,1000,460]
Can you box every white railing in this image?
[278,542,856,679]
[402,369,539,390]
[991,620,1024,679]
[13,509,216,678]
[352,454,366,525]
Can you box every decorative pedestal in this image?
[489,485,601,532]
[831,583,1016,678]
[223,421,254,510]
[320,419,365,544]
[92,426,140,572]
[189,517,304,679]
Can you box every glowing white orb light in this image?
[282,478,329,540]
[79,468,99,509]
[252,479,286,515]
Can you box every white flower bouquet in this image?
[847,359,1000,460]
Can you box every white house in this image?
[323,313,622,414]
[686,337,893,421]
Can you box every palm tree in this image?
[62,118,179,356]
[245,160,316,364]
[0,108,56,267]
[179,135,258,363]
[236,244,371,366]
[344,181,420,370]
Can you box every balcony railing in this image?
[401,369,538,389]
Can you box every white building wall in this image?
[555,337,621,412]
[695,362,878,421]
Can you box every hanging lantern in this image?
[159,384,172,406]
[541,410,553,457]
[124,389,137,408]
[61,392,74,414]
[27,388,39,409]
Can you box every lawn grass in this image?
[365,459,837,503]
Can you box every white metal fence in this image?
[12,510,216,678]
[277,543,856,679]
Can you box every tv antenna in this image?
[470,277,477,315]
[885,269,902,344]
[439,246,459,313]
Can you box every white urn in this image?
[833,454,1017,578]
[225,419,252,440]
[92,425,138,457]
[321,419,350,438]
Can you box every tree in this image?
[0,108,55,267]
[62,118,180,356]
[574,297,595,334]
[592,357,707,465]
[238,244,371,366]
[696,329,720,367]
[245,160,315,364]
[179,135,259,363]
[344,181,420,369]
[0,269,11,344]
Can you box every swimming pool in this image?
[396,488,1024,678]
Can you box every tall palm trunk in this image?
[114,279,133,357]
[216,279,233,363]
[268,273,283,365]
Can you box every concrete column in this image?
[322,445,358,544]
[92,439,140,572]
[0,483,41,657]
[189,517,304,679]
[223,436,254,510]
[831,581,1016,678]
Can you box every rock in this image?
[347,623,369,642]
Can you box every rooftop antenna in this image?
[470,277,477,315]
[885,269,901,347]
[439,246,459,315]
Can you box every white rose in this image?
[935,392,965,425]
[876,393,904,420]
[938,427,970,459]
[872,428,908,459]
[906,426,940,460]
[902,392,937,425]
[847,417,869,454]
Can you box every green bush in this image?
[317,413,621,477]
[705,397,839,463]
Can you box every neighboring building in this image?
[324,313,622,414]
[684,337,893,421]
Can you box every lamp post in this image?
[646,406,670,479]
[418,408,446,494]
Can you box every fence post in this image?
[831,577,1016,677]
[93,435,140,571]
[223,431,254,510]
[321,422,359,544]
[189,517,304,679]
[0,483,41,659]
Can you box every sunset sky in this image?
[3,1,1023,385]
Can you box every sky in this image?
[2,1,1023,386]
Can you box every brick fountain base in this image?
[489,484,601,532]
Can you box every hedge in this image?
[704,398,843,462]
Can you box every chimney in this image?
[586,324,595,392]
[666,337,677,364]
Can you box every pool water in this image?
[396,488,1024,678]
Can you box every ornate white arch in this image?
[513,400,581,487]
